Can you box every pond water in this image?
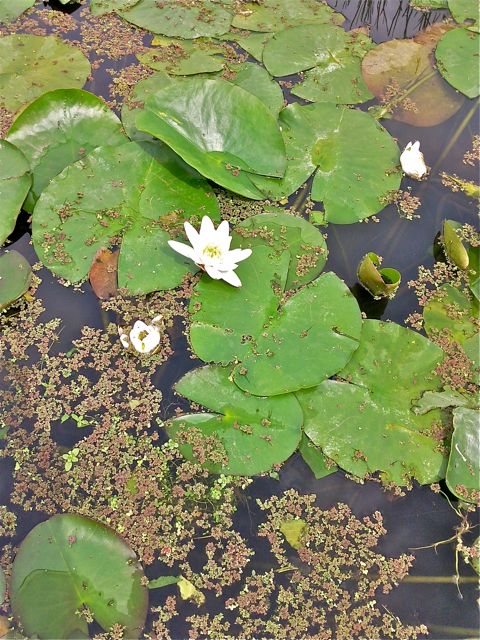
[0,0,479,638]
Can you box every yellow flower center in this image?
[203,244,222,259]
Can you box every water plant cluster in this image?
[0,0,478,638]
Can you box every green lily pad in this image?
[90,0,139,16]
[436,27,480,98]
[137,38,224,76]
[252,103,401,222]
[190,244,290,364]
[0,0,34,23]
[298,320,447,486]
[423,284,478,346]
[228,31,271,61]
[413,388,471,414]
[231,0,344,32]
[446,407,480,503]
[233,210,328,290]
[227,62,284,116]
[448,0,479,30]
[263,24,373,105]
[0,250,32,311]
[233,272,362,396]
[0,35,90,112]
[0,141,31,246]
[467,245,480,300]
[120,0,233,38]
[10,514,148,639]
[362,31,465,126]
[410,0,448,8]
[32,141,219,292]
[279,519,307,549]
[6,89,127,214]
[168,365,303,475]
[298,434,338,479]
[136,78,286,199]
[357,252,401,298]
[121,72,173,141]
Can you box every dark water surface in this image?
[1,0,479,638]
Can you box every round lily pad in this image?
[0,250,32,311]
[190,244,290,365]
[233,272,362,396]
[298,320,447,486]
[136,78,286,199]
[263,23,374,106]
[0,35,90,112]
[10,514,148,639]
[120,0,233,38]
[0,141,31,246]
[233,210,328,290]
[362,33,465,126]
[252,103,401,222]
[32,141,219,292]
[0,0,34,23]
[231,0,344,32]
[448,0,479,31]
[168,365,303,475]
[435,27,480,98]
[446,407,480,503]
[7,89,127,213]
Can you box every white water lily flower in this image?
[400,140,428,179]
[168,216,252,288]
[119,317,162,354]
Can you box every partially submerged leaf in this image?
[148,576,179,589]
[446,407,480,503]
[442,220,469,270]
[177,576,205,605]
[0,141,31,246]
[357,252,401,298]
[10,514,148,639]
[413,389,471,414]
[6,89,127,213]
[0,250,32,311]
[89,247,119,299]
[279,519,307,549]
[298,320,447,485]
[0,35,90,112]
[299,434,338,479]
[168,364,303,475]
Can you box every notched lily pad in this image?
[0,250,32,311]
[435,27,480,98]
[10,514,148,639]
[0,140,31,246]
[168,365,303,475]
[298,320,447,486]
[0,34,90,112]
[357,252,401,298]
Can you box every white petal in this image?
[119,333,130,349]
[142,328,161,353]
[204,264,222,279]
[131,320,149,336]
[184,221,201,250]
[152,314,163,325]
[200,216,215,239]
[412,140,420,152]
[226,248,252,263]
[168,240,198,262]
[220,269,242,287]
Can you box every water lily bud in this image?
[400,140,428,180]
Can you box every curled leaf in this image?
[357,252,401,298]
[442,220,469,270]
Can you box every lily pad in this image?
[231,0,344,32]
[357,252,401,298]
[233,272,362,396]
[279,519,307,549]
[233,210,328,290]
[448,0,479,30]
[121,72,172,141]
[0,141,31,246]
[190,245,290,364]
[136,78,286,199]
[10,514,148,639]
[435,27,480,98]
[0,0,34,23]
[252,103,401,222]
[137,38,224,76]
[120,0,233,38]
[32,141,219,292]
[298,320,447,485]
[6,89,127,213]
[362,31,465,126]
[263,24,373,106]
[298,434,338,479]
[90,0,139,15]
[410,0,448,7]
[467,245,480,300]
[442,219,469,269]
[228,31,271,61]
[423,284,478,346]
[0,250,32,311]
[227,62,284,116]
[0,35,90,112]
[446,407,480,502]
[168,364,303,475]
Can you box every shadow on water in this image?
[0,0,479,638]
